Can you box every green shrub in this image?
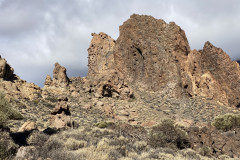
[45,96,58,103]
[199,146,212,157]
[95,121,115,128]
[148,119,190,149]
[0,92,23,124]
[212,113,240,131]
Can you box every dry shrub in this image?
[212,113,240,131]
[64,138,87,150]
[148,119,190,149]
[0,92,23,124]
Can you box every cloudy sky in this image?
[0,0,240,87]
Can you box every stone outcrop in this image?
[88,32,115,77]
[44,62,69,88]
[53,63,70,86]
[49,97,71,128]
[87,33,134,99]
[0,56,41,100]
[0,56,14,80]
[87,14,240,107]
[184,42,240,107]
[85,70,134,99]
[43,63,72,97]
[114,14,190,97]
[188,125,240,158]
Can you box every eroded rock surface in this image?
[49,97,71,129]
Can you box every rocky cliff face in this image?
[87,14,240,107]
[114,14,190,97]
[185,42,240,107]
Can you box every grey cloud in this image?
[0,0,240,87]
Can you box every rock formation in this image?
[0,56,41,100]
[53,63,70,86]
[87,33,134,99]
[114,14,190,97]
[87,14,240,107]
[185,42,240,107]
[188,125,240,157]
[0,56,14,81]
[43,63,71,97]
[44,62,69,88]
[88,32,115,77]
[49,97,71,129]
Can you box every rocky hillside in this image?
[1,14,240,159]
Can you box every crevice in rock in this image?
[134,47,144,60]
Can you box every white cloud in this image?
[0,0,240,86]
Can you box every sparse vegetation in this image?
[148,119,190,149]
[0,140,10,159]
[45,96,58,103]
[16,125,218,160]
[212,113,240,131]
[0,92,23,125]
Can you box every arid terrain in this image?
[1,14,240,160]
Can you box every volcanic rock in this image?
[87,32,134,99]
[88,32,115,77]
[0,56,14,80]
[43,63,71,97]
[44,75,52,86]
[114,14,190,97]
[87,14,240,107]
[53,62,70,86]
[0,56,41,100]
[49,97,71,129]
[185,42,240,107]
[188,125,240,158]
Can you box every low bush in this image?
[148,119,190,149]
[212,113,240,131]
[95,121,115,129]
[64,138,87,150]
[45,96,58,103]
